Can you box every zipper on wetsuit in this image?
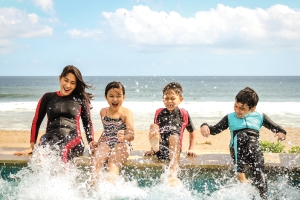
[244,117,248,128]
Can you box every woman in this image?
[14,65,94,163]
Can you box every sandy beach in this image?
[1,127,299,154]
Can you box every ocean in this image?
[0,76,299,131]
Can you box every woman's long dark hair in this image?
[60,65,93,101]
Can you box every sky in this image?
[0,0,300,76]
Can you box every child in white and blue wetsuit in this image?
[200,87,287,199]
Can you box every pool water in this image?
[1,148,300,200]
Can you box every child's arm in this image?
[200,115,229,137]
[118,107,134,142]
[262,113,287,141]
[187,131,197,157]
[185,113,197,157]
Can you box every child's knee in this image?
[149,124,159,131]
[169,134,180,143]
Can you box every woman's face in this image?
[59,72,76,96]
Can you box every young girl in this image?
[90,81,134,184]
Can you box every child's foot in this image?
[104,174,118,185]
[237,172,250,183]
[168,176,182,187]
[149,131,160,152]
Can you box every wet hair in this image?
[104,81,125,96]
[235,87,259,109]
[163,82,183,97]
[60,65,93,101]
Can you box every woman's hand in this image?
[14,142,34,156]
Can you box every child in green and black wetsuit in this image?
[200,87,287,199]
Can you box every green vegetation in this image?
[260,141,286,153]
[288,146,300,154]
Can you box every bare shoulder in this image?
[100,107,108,116]
[121,107,134,125]
[121,107,133,116]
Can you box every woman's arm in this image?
[15,94,48,155]
[81,97,95,144]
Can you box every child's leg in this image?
[107,143,130,175]
[168,134,181,186]
[237,172,248,182]
[248,140,268,199]
[232,131,250,182]
[149,123,160,152]
[90,143,111,185]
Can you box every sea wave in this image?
[0,101,299,130]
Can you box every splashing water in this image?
[0,147,299,200]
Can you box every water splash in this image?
[0,147,299,200]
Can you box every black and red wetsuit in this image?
[154,107,195,160]
[30,91,94,163]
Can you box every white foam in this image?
[1,146,299,200]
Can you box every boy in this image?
[144,82,197,186]
[200,87,287,199]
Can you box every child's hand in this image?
[200,125,211,137]
[117,130,125,142]
[275,132,286,142]
[89,141,99,153]
[187,150,197,157]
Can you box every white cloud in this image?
[0,39,15,54]
[0,8,53,38]
[102,4,300,50]
[0,7,53,52]
[31,0,54,12]
[66,29,102,40]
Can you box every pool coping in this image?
[1,147,299,170]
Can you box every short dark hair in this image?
[105,81,125,96]
[163,82,183,96]
[60,65,93,100]
[235,87,259,109]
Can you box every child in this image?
[90,81,134,184]
[144,82,197,186]
[200,87,287,199]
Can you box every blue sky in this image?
[1,0,300,76]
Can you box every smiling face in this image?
[59,72,76,96]
[105,87,125,111]
[234,100,256,118]
[163,90,183,112]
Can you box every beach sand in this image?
[1,128,299,154]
